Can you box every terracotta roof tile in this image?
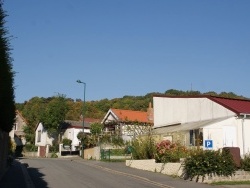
[111,108,151,123]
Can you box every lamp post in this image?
[76,79,86,158]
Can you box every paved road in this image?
[21,157,224,188]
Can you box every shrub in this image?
[62,138,72,147]
[49,143,59,153]
[155,140,188,163]
[130,134,156,160]
[184,148,236,182]
[110,149,124,156]
[50,152,58,158]
[23,144,38,152]
[241,153,250,171]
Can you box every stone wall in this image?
[126,159,250,183]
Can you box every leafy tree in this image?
[90,123,103,135]
[203,91,218,96]
[41,95,68,136]
[23,126,35,144]
[165,89,186,96]
[65,100,82,120]
[22,97,46,129]
[0,3,16,132]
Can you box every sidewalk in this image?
[0,159,34,188]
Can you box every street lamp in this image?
[76,79,86,158]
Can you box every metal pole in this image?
[77,80,86,158]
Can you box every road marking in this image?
[75,160,175,188]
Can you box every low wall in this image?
[126,159,183,176]
[201,170,250,183]
[126,159,250,183]
[84,147,100,160]
[23,152,38,157]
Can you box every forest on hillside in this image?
[16,89,247,125]
[15,89,248,144]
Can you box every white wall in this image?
[62,128,90,151]
[236,118,250,156]
[202,117,250,156]
[153,97,235,128]
[35,123,53,146]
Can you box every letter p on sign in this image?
[205,140,213,149]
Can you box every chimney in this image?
[147,102,154,122]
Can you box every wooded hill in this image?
[16,89,247,124]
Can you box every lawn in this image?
[211,181,250,185]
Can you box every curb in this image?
[20,162,35,188]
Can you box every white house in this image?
[34,119,95,157]
[153,95,250,156]
[59,120,91,151]
[35,122,54,157]
[9,111,27,147]
[102,104,154,141]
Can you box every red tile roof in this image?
[111,109,151,123]
[208,96,250,115]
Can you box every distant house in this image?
[153,95,250,156]
[102,103,154,141]
[35,122,54,157]
[59,120,92,151]
[9,111,27,147]
[34,118,99,157]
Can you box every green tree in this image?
[22,97,46,128]
[165,89,185,96]
[0,3,16,132]
[90,123,103,135]
[41,95,68,136]
[23,126,35,144]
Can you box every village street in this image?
[21,157,223,188]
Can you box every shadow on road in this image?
[0,159,49,188]
[27,166,49,188]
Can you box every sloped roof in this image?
[16,110,28,124]
[153,116,231,134]
[60,120,90,129]
[208,96,250,115]
[111,108,151,123]
[154,95,250,115]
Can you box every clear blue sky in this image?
[3,1,250,103]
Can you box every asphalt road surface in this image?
[21,157,223,188]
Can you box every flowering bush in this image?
[155,140,188,163]
[184,148,236,182]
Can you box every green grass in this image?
[211,181,250,185]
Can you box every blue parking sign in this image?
[205,140,213,149]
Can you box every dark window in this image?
[37,130,41,142]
